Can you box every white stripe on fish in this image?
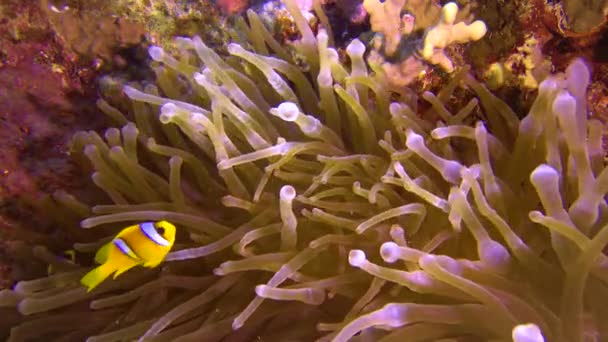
[113,238,141,260]
[139,222,171,246]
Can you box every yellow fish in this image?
[81,220,176,291]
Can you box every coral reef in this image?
[563,0,608,33]
[364,1,487,87]
[316,0,369,46]
[419,2,487,72]
[0,0,112,293]
[43,0,146,66]
[43,0,226,53]
[484,35,552,90]
[216,0,252,14]
[1,0,608,341]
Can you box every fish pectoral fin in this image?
[94,243,112,264]
[143,260,160,268]
[81,263,115,292]
[113,262,139,279]
[143,254,167,268]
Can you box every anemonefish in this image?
[80,220,176,291]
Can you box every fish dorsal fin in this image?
[94,242,111,264]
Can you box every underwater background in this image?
[1,0,608,340]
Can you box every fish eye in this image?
[157,227,165,235]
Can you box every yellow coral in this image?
[364,1,487,86]
[421,2,487,71]
[362,0,407,56]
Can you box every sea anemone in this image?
[2,0,607,341]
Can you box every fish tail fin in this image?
[80,264,115,292]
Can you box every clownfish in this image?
[80,220,176,291]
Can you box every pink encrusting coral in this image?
[1,0,607,341]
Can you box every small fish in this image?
[80,221,176,291]
[47,249,77,275]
